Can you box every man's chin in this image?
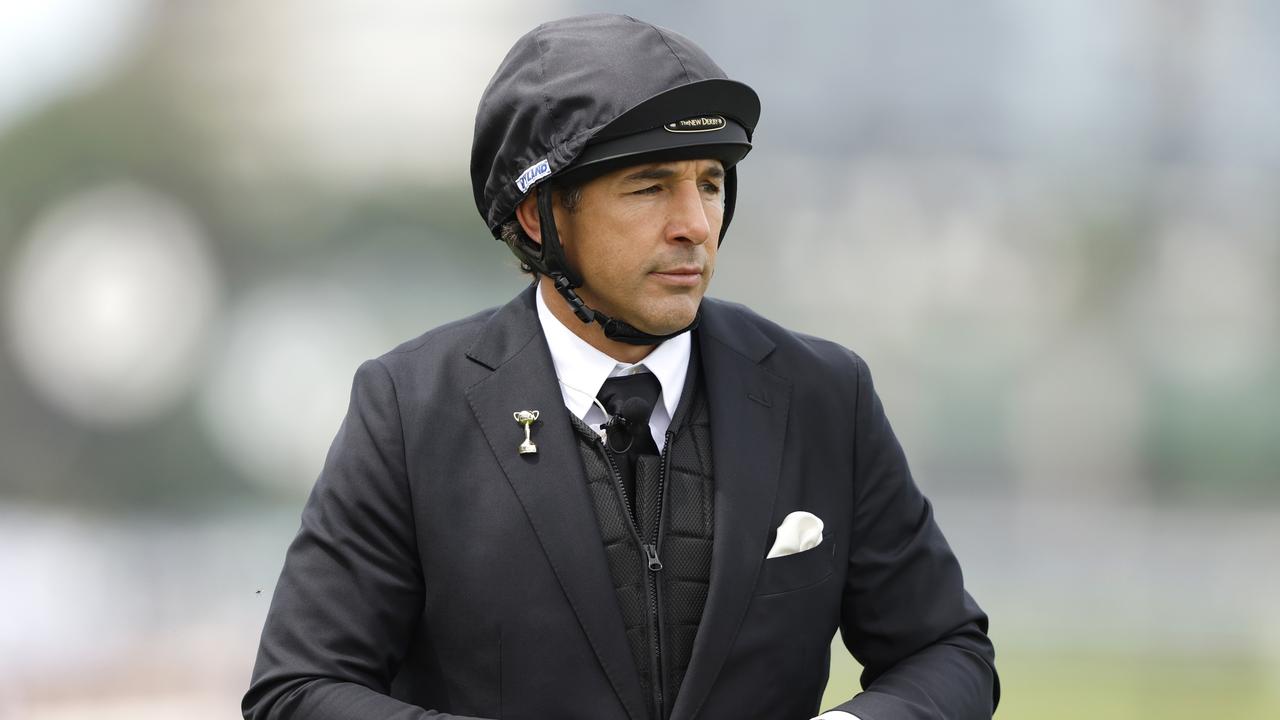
[626,302,702,336]
[577,287,703,336]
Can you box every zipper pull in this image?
[643,543,663,571]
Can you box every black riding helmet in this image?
[470,14,761,344]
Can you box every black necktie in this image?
[597,373,662,514]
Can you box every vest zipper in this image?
[597,439,640,536]
[650,429,673,720]
[643,543,662,570]
[596,428,674,720]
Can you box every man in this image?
[244,13,998,720]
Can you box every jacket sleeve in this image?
[242,358,492,720]
[829,357,1000,720]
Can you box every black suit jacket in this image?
[244,285,998,720]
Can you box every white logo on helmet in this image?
[664,115,727,133]
[515,159,552,193]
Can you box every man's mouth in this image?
[650,266,704,286]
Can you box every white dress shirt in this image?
[536,286,861,720]
[536,285,689,448]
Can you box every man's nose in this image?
[666,182,713,245]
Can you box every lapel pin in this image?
[513,410,540,455]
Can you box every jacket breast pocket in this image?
[754,532,835,596]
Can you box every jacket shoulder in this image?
[378,305,497,362]
[702,297,868,379]
[339,304,509,421]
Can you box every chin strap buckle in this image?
[552,272,595,324]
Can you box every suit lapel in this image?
[465,285,648,720]
[671,299,791,720]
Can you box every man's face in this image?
[553,158,725,335]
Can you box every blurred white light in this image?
[167,0,564,184]
[199,282,385,491]
[0,508,128,675]
[0,0,154,134]
[5,183,222,427]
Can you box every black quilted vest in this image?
[568,359,714,720]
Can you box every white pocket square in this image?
[766,511,825,559]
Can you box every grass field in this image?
[820,642,1280,718]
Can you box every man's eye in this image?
[633,185,662,195]
[702,182,722,194]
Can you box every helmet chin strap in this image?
[538,188,700,346]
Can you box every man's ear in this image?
[515,192,542,246]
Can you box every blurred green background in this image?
[1,1,1277,718]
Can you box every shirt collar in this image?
[536,284,690,422]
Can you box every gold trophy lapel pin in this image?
[513,410,540,455]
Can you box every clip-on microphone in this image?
[601,397,652,453]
